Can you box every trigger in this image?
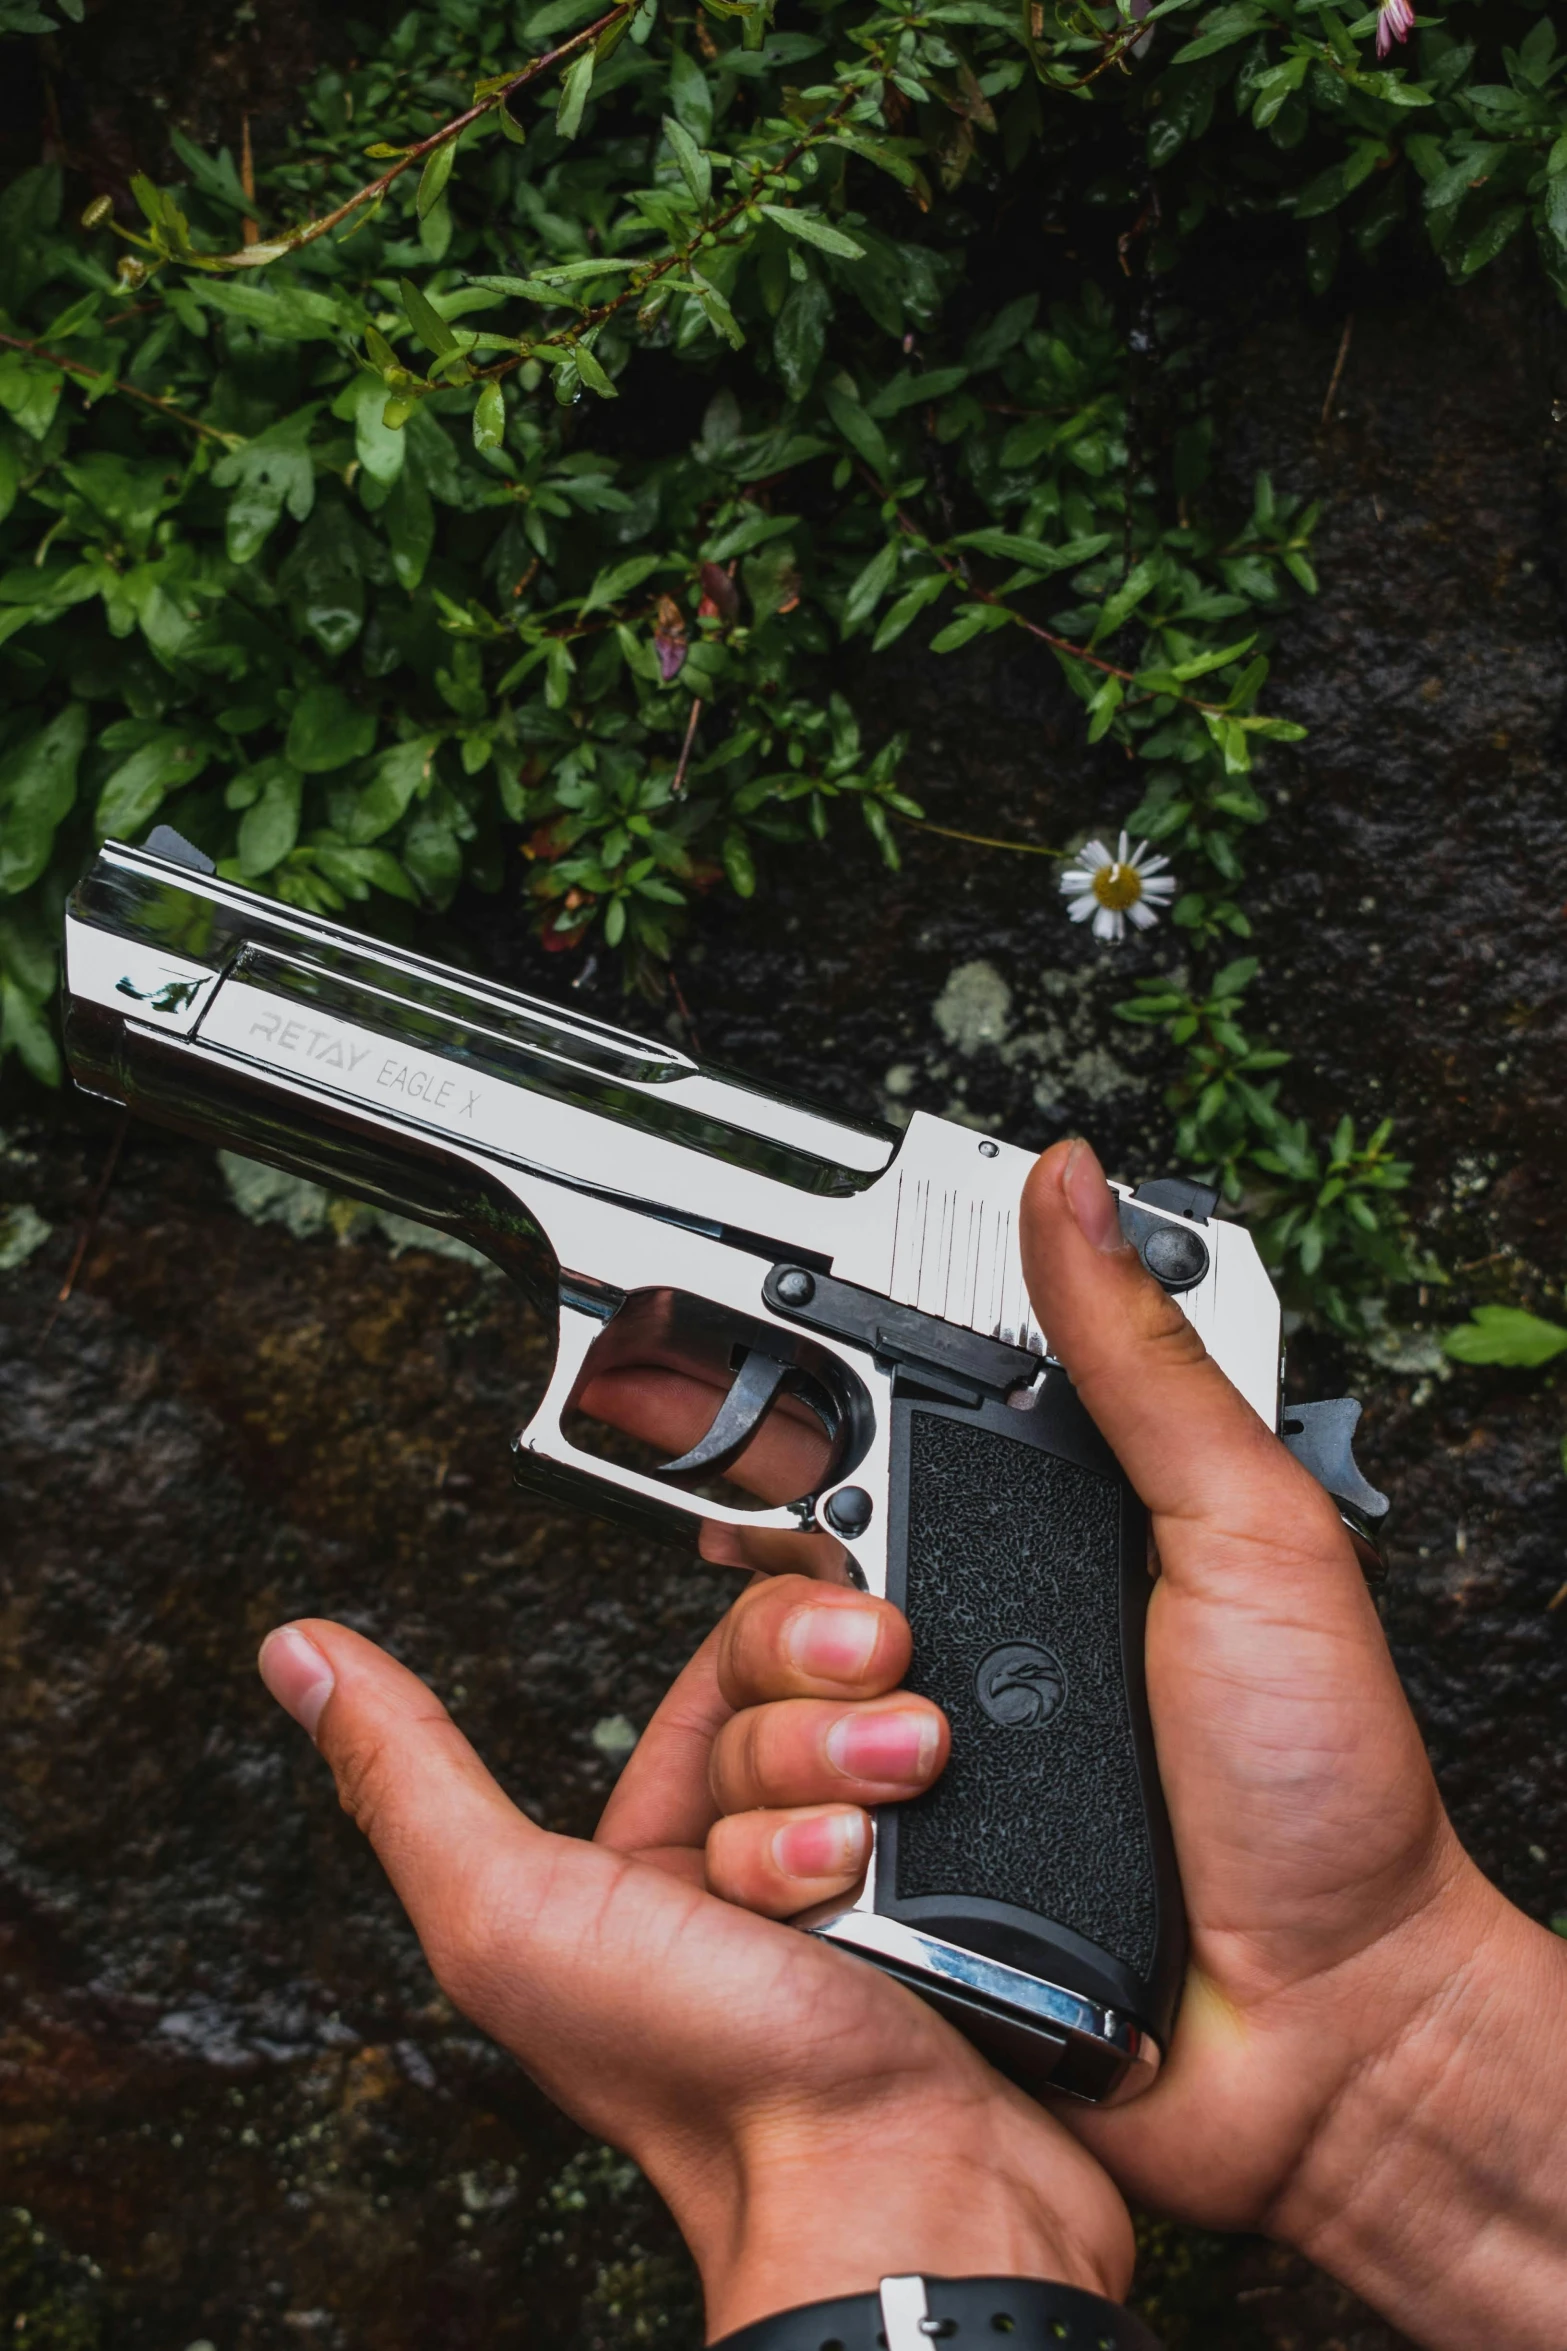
[654,1348,789,1480]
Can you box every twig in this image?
[667,966,704,1055]
[190,9,634,267]
[670,695,703,795]
[241,114,258,246]
[1321,314,1354,428]
[863,471,1240,716]
[898,814,1067,857]
[0,329,239,446]
[39,1111,127,1345]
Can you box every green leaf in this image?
[574,341,618,397]
[823,384,891,480]
[314,843,420,902]
[774,274,831,400]
[1091,558,1160,643]
[383,464,435,591]
[759,204,865,260]
[472,380,506,451]
[722,828,756,897]
[1443,1307,1567,1368]
[690,271,744,350]
[872,571,948,651]
[404,815,463,905]
[350,373,408,486]
[285,685,377,774]
[522,0,604,44]
[662,115,712,209]
[963,293,1037,372]
[951,528,1111,571]
[416,136,459,220]
[1545,172,1567,257]
[843,540,899,633]
[347,737,438,841]
[1086,674,1123,742]
[0,969,59,1086]
[401,276,460,359]
[581,550,666,613]
[42,289,102,341]
[866,367,969,416]
[668,44,714,140]
[236,762,304,876]
[190,277,347,343]
[210,408,319,562]
[1294,141,1389,221]
[0,703,88,893]
[0,348,64,442]
[1171,4,1263,63]
[929,604,1008,653]
[0,423,20,529]
[94,729,210,844]
[1456,203,1528,279]
[704,509,799,563]
[556,50,595,140]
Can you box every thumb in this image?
[1020,1139,1351,1585]
[256,1619,749,2122]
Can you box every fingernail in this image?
[259,1625,335,1740]
[785,1603,882,1683]
[1063,1137,1125,1254]
[826,1708,940,1785]
[772,1808,869,1882]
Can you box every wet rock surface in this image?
[3,172,1567,2351]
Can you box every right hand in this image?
[585,1138,1567,2351]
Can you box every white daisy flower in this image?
[1060,829,1177,942]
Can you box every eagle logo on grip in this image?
[973,1641,1068,1730]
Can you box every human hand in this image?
[587,1137,1567,2351]
[256,1595,1130,2342]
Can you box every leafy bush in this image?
[2,0,1564,1316]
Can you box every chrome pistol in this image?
[62,831,1387,2102]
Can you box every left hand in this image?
[257,1579,1130,2342]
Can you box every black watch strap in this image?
[711,2273,1162,2350]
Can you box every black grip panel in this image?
[877,1373,1182,2044]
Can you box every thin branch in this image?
[670,695,704,794]
[0,329,240,446]
[189,9,633,267]
[898,814,1068,857]
[870,474,1233,714]
[666,965,704,1053]
[1321,313,1354,428]
[241,113,259,247]
[40,1111,127,1345]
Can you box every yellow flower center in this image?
[1092,860,1143,913]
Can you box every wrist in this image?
[675,2088,1134,2342]
[1275,1862,1567,2350]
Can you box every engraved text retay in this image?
[241,1004,478,1122]
[248,1008,372,1075]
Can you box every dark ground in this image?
[3,10,1567,2347]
